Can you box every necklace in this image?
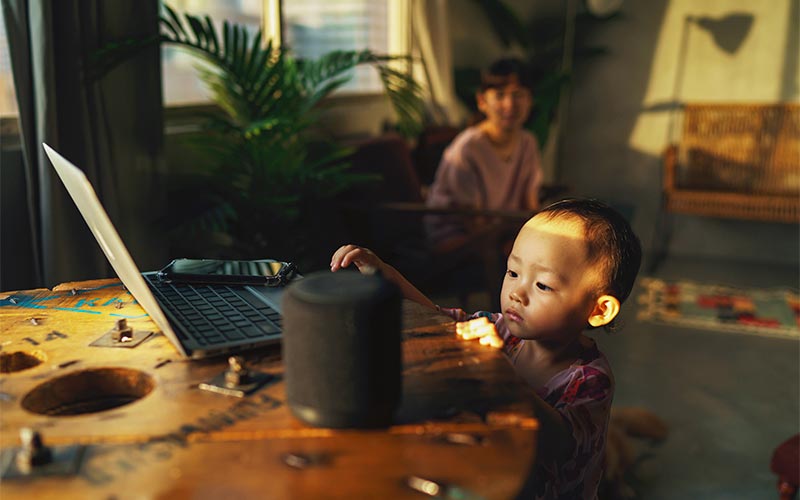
[479,122,517,162]
[494,139,516,162]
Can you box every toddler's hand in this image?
[330,245,384,275]
[456,317,503,349]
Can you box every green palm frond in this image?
[94,4,426,264]
[298,50,369,89]
[159,6,304,127]
[300,50,425,136]
[376,64,425,137]
[95,5,424,136]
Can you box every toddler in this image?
[330,198,642,499]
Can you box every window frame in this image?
[0,0,410,146]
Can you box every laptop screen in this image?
[42,143,188,357]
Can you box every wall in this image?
[449,0,563,68]
[556,0,799,264]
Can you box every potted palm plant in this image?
[96,4,425,270]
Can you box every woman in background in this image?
[425,57,543,252]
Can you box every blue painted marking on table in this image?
[1,283,145,320]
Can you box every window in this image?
[160,0,406,106]
[281,0,394,94]
[0,1,404,115]
[162,0,263,106]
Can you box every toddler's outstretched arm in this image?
[330,245,437,310]
[331,246,572,464]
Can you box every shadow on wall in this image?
[780,0,799,100]
[559,0,799,266]
[559,0,670,261]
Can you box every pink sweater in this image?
[425,126,543,244]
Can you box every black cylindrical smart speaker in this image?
[282,270,402,428]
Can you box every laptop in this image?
[43,143,287,359]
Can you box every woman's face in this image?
[476,77,533,133]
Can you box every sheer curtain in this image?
[410,0,467,126]
[2,0,165,288]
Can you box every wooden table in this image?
[0,279,538,499]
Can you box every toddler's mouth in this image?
[504,308,523,323]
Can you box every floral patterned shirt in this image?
[440,307,614,500]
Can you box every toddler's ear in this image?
[588,295,621,327]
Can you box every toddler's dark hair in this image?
[537,198,642,305]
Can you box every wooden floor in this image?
[433,254,799,499]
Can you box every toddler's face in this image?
[500,216,604,342]
[477,79,532,132]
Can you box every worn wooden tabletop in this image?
[0,279,538,499]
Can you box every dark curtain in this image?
[2,0,165,288]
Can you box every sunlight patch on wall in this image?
[629,0,796,157]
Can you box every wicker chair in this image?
[651,103,800,269]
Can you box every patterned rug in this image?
[636,278,800,339]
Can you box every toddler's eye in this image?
[506,269,518,278]
[536,282,553,292]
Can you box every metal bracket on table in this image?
[1,428,85,479]
[198,356,273,398]
[90,318,152,348]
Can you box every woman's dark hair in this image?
[537,198,643,305]
[479,57,533,92]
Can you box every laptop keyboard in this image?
[146,278,282,347]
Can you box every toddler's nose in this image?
[510,287,528,306]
